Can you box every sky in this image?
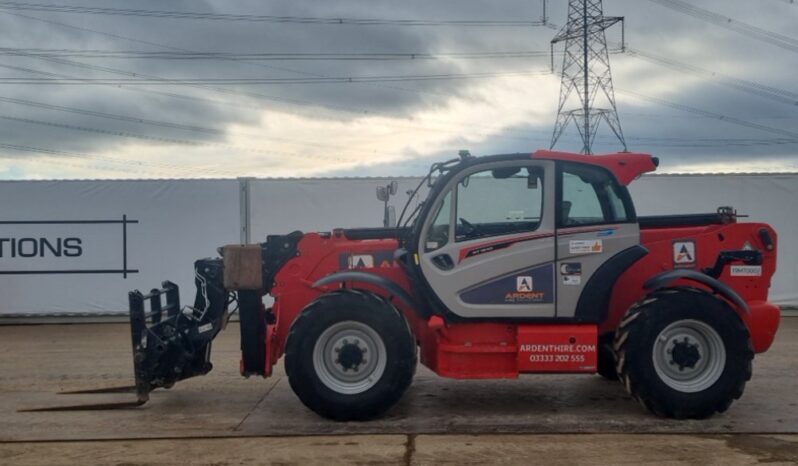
[0,0,796,179]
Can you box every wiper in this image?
[396,156,460,227]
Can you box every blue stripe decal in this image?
[460,263,555,305]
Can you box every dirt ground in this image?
[1,318,797,465]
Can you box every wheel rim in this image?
[312,320,387,395]
[652,319,726,393]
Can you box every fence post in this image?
[238,177,252,244]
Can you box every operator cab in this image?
[412,151,651,320]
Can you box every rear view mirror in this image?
[527,167,544,189]
[376,186,388,201]
[492,167,521,179]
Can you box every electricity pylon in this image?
[550,0,627,154]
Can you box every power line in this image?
[1,11,507,117]
[0,94,225,135]
[622,112,798,120]
[0,142,231,177]
[0,114,358,165]
[1,9,555,107]
[0,150,152,176]
[9,78,796,159]
[633,139,798,148]
[618,88,798,140]
[5,61,797,157]
[0,61,556,147]
[10,7,794,138]
[0,47,558,61]
[4,90,798,177]
[0,1,547,26]
[625,48,798,106]
[0,71,551,85]
[0,22,561,126]
[6,48,797,154]
[646,0,798,53]
[0,10,561,125]
[5,7,796,164]
[0,62,283,114]
[0,94,419,158]
[0,46,377,116]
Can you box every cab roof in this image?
[533,150,659,186]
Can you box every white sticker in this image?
[198,323,213,333]
[348,254,374,269]
[569,240,603,254]
[731,265,762,277]
[673,241,696,265]
[516,276,534,292]
[563,275,582,286]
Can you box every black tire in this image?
[614,288,753,419]
[597,333,618,380]
[285,289,417,421]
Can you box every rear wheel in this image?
[285,290,416,421]
[614,289,753,419]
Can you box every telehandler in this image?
[111,150,778,420]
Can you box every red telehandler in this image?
[114,150,779,421]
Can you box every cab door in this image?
[554,162,640,319]
[417,159,556,319]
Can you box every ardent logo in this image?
[507,276,545,302]
[516,276,533,292]
[673,241,696,265]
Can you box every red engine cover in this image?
[517,324,597,373]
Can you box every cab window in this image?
[559,163,633,227]
[454,165,544,242]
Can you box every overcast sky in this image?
[0,0,796,179]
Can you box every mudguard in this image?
[312,271,417,309]
[643,269,749,313]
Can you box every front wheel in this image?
[285,290,416,421]
[614,289,753,419]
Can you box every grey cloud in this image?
[0,0,796,175]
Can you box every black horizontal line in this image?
[0,3,546,26]
[0,269,139,275]
[0,220,138,224]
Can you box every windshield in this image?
[396,157,463,228]
[455,166,544,241]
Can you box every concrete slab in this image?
[1,318,796,442]
[0,435,409,466]
[238,316,798,436]
[1,434,797,465]
[0,324,271,441]
[412,434,798,465]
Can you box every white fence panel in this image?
[632,174,798,305]
[0,179,240,315]
[0,172,795,316]
[247,177,424,238]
